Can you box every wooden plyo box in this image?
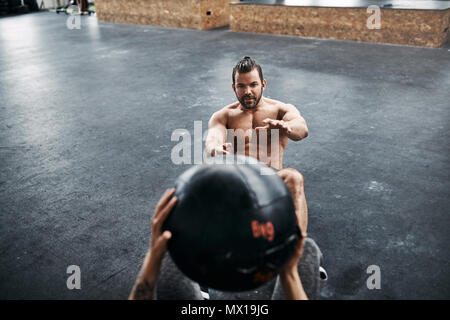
[230,1,450,48]
[95,0,230,30]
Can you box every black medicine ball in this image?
[163,156,300,291]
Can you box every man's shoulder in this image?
[209,102,239,124]
[223,101,241,111]
[215,102,240,116]
[263,97,296,111]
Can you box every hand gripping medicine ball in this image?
[163,155,300,291]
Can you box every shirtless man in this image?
[205,56,309,234]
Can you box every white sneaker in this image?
[319,266,328,281]
[201,290,210,300]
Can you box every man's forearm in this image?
[205,124,228,156]
[129,252,159,300]
[129,277,156,300]
[286,119,308,141]
[280,270,308,300]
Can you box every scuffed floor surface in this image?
[0,12,449,299]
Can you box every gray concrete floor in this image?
[0,12,449,299]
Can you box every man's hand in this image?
[281,231,306,274]
[129,188,177,300]
[209,142,233,156]
[255,118,292,135]
[149,188,177,263]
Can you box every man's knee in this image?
[278,168,304,193]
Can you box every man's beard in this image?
[237,92,262,110]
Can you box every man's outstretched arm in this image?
[257,104,308,141]
[281,104,308,141]
[205,109,231,156]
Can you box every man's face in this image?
[233,68,266,110]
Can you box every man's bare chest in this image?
[227,109,280,131]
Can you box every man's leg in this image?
[277,168,308,234]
